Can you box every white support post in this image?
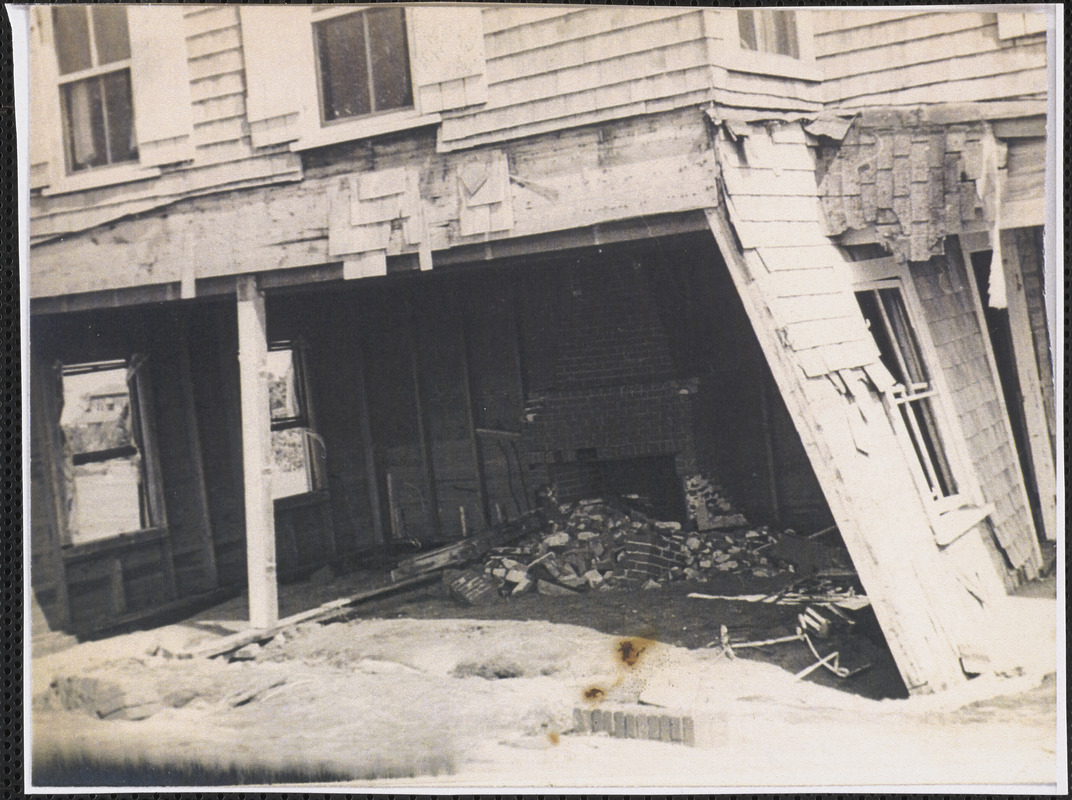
[237,277,279,629]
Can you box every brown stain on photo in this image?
[617,637,653,668]
[582,686,606,703]
[547,731,560,746]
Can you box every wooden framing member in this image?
[997,228,1057,542]
[236,276,279,629]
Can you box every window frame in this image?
[291,5,440,151]
[55,356,165,548]
[266,340,327,501]
[33,6,162,196]
[52,5,139,175]
[311,5,414,126]
[710,9,820,82]
[847,257,986,530]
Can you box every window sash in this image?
[855,286,961,503]
[738,10,800,59]
[313,8,412,123]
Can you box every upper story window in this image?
[738,9,800,59]
[52,5,138,173]
[313,7,413,124]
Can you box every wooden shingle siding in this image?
[714,122,878,377]
[441,8,712,147]
[908,252,1037,572]
[815,11,1047,107]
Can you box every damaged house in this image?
[24,5,1056,695]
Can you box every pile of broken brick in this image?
[452,495,809,602]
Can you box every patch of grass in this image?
[33,749,456,788]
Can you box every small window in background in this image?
[59,361,148,544]
[855,287,959,502]
[52,5,138,172]
[738,9,800,59]
[266,344,326,500]
[313,7,412,123]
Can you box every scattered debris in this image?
[463,495,827,600]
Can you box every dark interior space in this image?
[968,249,1045,541]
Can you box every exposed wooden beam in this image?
[236,276,278,629]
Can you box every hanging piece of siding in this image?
[128,5,196,166]
[409,6,488,114]
[328,165,425,278]
[710,113,879,378]
[457,149,513,237]
[239,5,307,148]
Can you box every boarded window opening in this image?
[58,360,147,544]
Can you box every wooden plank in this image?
[757,245,840,273]
[782,316,870,351]
[189,573,441,658]
[730,221,834,250]
[719,166,818,198]
[813,9,934,34]
[485,7,694,57]
[729,195,823,224]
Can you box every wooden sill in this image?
[274,489,330,511]
[61,526,168,561]
[933,505,994,547]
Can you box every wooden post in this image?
[236,277,278,629]
[758,374,781,524]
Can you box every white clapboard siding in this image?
[409,6,488,113]
[28,8,62,189]
[128,5,196,166]
[239,5,309,147]
[816,10,1048,107]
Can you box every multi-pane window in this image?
[855,287,959,504]
[266,344,326,500]
[738,9,800,59]
[58,359,154,544]
[313,7,413,123]
[52,5,138,172]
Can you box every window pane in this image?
[367,8,412,112]
[855,290,907,385]
[878,288,930,385]
[737,10,758,51]
[270,428,312,499]
[92,4,131,65]
[102,69,138,163]
[62,77,107,171]
[52,6,92,74]
[773,11,799,58]
[266,348,302,423]
[315,13,371,121]
[60,365,144,544]
[909,398,957,497]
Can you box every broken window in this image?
[267,343,326,500]
[855,287,961,505]
[52,5,138,172]
[312,7,413,123]
[738,9,800,59]
[58,358,156,545]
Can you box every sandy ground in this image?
[30,603,1062,791]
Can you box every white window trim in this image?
[708,9,821,83]
[847,257,988,538]
[35,7,162,196]
[290,6,441,153]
